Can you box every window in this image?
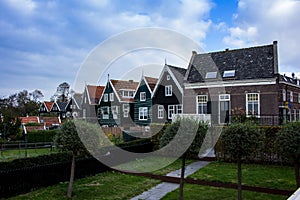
[298,93,300,103]
[246,93,260,117]
[101,107,109,119]
[110,93,114,102]
[283,89,286,101]
[158,105,164,119]
[104,94,108,102]
[167,75,170,80]
[111,106,119,119]
[205,71,217,79]
[121,90,134,98]
[223,70,235,78]
[165,85,172,96]
[197,95,208,114]
[140,92,146,101]
[290,91,293,102]
[139,107,148,120]
[168,104,182,119]
[123,104,129,118]
[82,109,86,119]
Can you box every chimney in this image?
[225,48,229,51]
[292,72,295,79]
[273,41,278,74]
[129,80,133,83]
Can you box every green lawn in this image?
[162,161,296,200]
[7,160,297,200]
[0,148,57,162]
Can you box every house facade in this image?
[152,64,186,123]
[133,76,157,126]
[183,41,300,125]
[81,85,105,120]
[98,79,138,128]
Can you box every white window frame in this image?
[140,92,146,101]
[283,89,286,101]
[139,107,148,121]
[158,105,164,119]
[290,91,293,102]
[168,104,182,119]
[205,71,217,79]
[104,94,108,102]
[123,104,129,118]
[111,106,119,119]
[122,90,135,98]
[110,93,114,102]
[167,75,170,80]
[82,109,86,119]
[102,106,110,119]
[246,93,260,117]
[298,93,300,103]
[165,85,172,96]
[197,95,208,114]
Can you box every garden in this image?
[1,119,300,199]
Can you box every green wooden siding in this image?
[134,79,152,126]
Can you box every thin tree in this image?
[160,117,208,200]
[221,122,264,200]
[276,121,300,188]
[54,120,103,198]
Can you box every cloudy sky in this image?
[0,0,299,100]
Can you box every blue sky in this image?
[0,0,299,100]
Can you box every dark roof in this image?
[167,65,187,87]
[72,93,82,109]
[57,102,68,112]
[185,43,277,83]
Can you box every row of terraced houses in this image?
[39,41,300,128]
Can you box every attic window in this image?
[205,72,217,79]
[223,70,235,78]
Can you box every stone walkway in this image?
[131,161,210,200]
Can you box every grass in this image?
[0,148,57,162]
[6,160,297,200]
[7,156,190,199]
[162,161,296,200]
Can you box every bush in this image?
[26,130,57,143]
[150,123,170,150]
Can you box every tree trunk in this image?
[295,160,300,188]
[237,158,242,200]
[179,153,187,200]
[67,154,76,198]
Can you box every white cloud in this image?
[4,0,36,15]
[223,0,300,73]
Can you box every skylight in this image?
[223,70,235,78]
[205,72,217,79]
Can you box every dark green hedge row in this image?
[150,123,170,150]
[26,130,57,143]
[215,126,289,164]
[0,152,72,171]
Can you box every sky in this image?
[0,0,300,100]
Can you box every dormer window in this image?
[223,70,235,78]
[121,90,135,98]
[205,72,217,79]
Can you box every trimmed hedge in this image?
[215,125,289,164]
[150,123,170,150]
[26,130,57,143]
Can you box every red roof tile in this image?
[87,85,105,105]
[145,76,158,92]
[44,101,54,111]
[20,116,39,124]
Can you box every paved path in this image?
[131,161,210,200]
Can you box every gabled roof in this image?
[39,116,61,127]
[185,42,278,83]
[44,101,54,112]
[152,64,186,97]
[167,65,187,87]
[20,116,40,125]
[86,85,105,105]
[144,76,158,92]
[57,101,68,112]
[110,79,139,102]
[68,93,82,109]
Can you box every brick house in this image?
[183,41,300,125]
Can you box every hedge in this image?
[26,130,57,143]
